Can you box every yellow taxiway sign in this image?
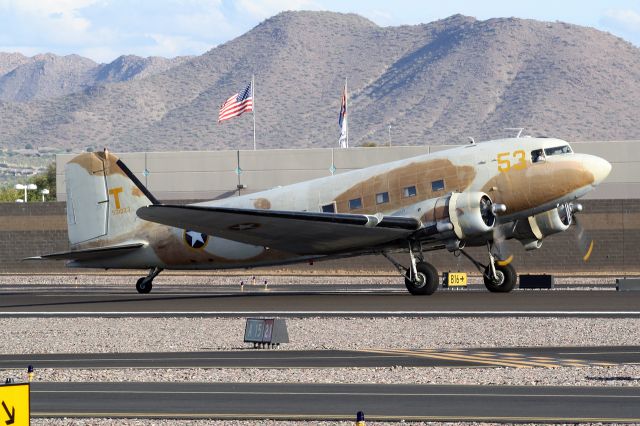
[0,382,29,426]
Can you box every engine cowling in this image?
[449,192,499,239]
[417,191,501,242]
[513,204,572,250]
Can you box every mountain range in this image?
[0,11,639,152]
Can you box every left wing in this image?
[24,242,146,261]
[137,205,420,255]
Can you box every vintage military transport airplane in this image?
[31,137,611,295]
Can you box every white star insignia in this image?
[186,230,205,247]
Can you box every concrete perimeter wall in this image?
[55,141,640,202]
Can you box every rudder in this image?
[65,150,153,249]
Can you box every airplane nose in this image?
[583,155,612,186]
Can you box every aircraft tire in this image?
[136,277,153,294]
[404,262,438,295]
[483,263,517,293]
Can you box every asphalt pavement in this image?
[2,346,638,370]
[1,290,639,317]
[28,382,640,422]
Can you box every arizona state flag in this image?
[338,81,348,148]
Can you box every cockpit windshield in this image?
[531,144,572,163]
[544,145,573,156]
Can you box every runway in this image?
[1,289,639,317]
[29,382,640,422]
[1,346,637,369]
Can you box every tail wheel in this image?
[483,263,517,293]
[405,262,439,295]
[136,277,153,294]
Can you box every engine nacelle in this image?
[448,192,498,239]
[513,204,572,249]
[417,191,499,242]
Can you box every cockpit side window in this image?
[544,145,573,156]
[531,149,545,163]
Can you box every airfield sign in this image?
[0,382,29,426]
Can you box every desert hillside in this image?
[0,11,638,152]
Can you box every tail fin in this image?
[65,150,157,249]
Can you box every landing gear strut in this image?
[136,267,163,294]
[383,243,439,296]
[458,243,517,293]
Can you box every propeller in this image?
[492,223,514,266]
[487,201,512,266]
[573,214,595,262]
[566,203,594,262]
[487,202,593,266]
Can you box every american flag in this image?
[218,81,253,122]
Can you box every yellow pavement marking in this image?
[361,349,623,369]
[364,349,558,368]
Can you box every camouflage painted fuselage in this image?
[65,137,610,270]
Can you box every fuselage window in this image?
[402,185,417,198]
[321,203,336,213]
[531,149,545,163]
[544,145,573,156]
[431,179,445,192]
[348,198,363,210]
[376,192,389,204]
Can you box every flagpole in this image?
[252,74,256,150]
[345,77,349,149]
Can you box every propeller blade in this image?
[492,224,514,266]
[574,216,595,262]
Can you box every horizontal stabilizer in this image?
[25,242,145,261]
[137,205,420,255]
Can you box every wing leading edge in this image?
[137,205,420,255]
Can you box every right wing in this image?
[137,204,420,255]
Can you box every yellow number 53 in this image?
[497,150,527,172]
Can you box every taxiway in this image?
[1,346,638,369]
[30,382,640,422]
[0,290,639,317]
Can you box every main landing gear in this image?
[383,244,439,296]
[136,267,163,294]
[458,243,517,293]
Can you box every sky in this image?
[0,0,639,63]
